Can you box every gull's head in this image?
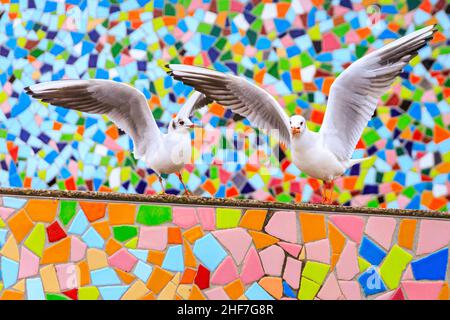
[170,116,196,132]
[290,115,306,136]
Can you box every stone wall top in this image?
[0,188,447,220]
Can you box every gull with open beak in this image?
[25,79,211,195]
[167,25,437,203]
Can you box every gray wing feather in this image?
[167,64,291,145]
[177,91,212,119]
[320,25,437,161]
[25,79,161,159]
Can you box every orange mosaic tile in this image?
[183,225,204,244]
[439,283,449,300]
[108,203,136,225]
[146,267,174,294]
[398,219,417,250]
[180,268,197,284]
[40,264,60,293]
[105,238,122,256]
[24,199,58,222]
[248,230,279,249]
[183,240,197,268]
[147,250,165,266]
[188,284,206,300]
[79,201,107,222]
[0,290,24,300]
[259,277,283,299]
[115,268,136,285]
[122,281,149,300]
[300,213,327,243]
[224,279,245,300]
[41,237,71,264]
[92,220,111,239]
[329,222,346,254]
[0,235,20,261]
[7,209,34,243]
[168,226,183,244]
[141,292,157,300]
[77,261,90,287]
[331,253,340,270]
[239,209,267,231]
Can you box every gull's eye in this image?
[300,122,304,126]
[179,120,185,126]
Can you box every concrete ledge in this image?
[0,188,447,219]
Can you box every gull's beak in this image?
[291,127,301,135]
[185,119,196,128]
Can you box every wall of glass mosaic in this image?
[0,194,448,300]
[0,0,448,210]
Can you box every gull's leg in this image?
[321,180,328,204]
[329,180,335,205]
[157,175,166,194]
[177,172,191,196]
[322,180,334,204]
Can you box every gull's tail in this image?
[347,156,373,169]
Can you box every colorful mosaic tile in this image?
[0,195,448,300]
[0,1,447,210]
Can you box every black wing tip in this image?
[165,64,174,76]
[24,86,33,95]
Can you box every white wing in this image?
[320,25,437,161]
[177,91,212,119]
[167,64,291,145]
[25,79,162,159]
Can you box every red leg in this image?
[329,180,335,205]
[177,172,191,196]
[157,175,166,194]
[322,180,335,204]
[322,180,328,204]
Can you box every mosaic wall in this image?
[0,1,449,210]
[0,195,448,300]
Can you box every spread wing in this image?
[177,91,212,119]
[320,25,437,161]
[25,79,162,159]
[167,64,291,145]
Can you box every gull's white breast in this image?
[290,132,346,181]
[145,131,192,175]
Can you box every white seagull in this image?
[25,80,211,195]
[167,25,437,203]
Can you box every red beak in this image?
[291,127,301,135]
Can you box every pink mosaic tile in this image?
[213,228,252,265]
[365,217,397,250]
[339,281,362,300]
[265,211,297,243]
[260,245,285,276]
[278,242,302,258]
[336,241,359,280]
[283,257,302,290]
[240,247,264,285]
[172,207,198,229]
[138,226,168,250]
[416,220,450,255]
[210,256,239,285]
[330,215,365,244]
[305,239,330,264]
[402,281,444,300]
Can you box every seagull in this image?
[25,80,211,195]
[167,25,437,203]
